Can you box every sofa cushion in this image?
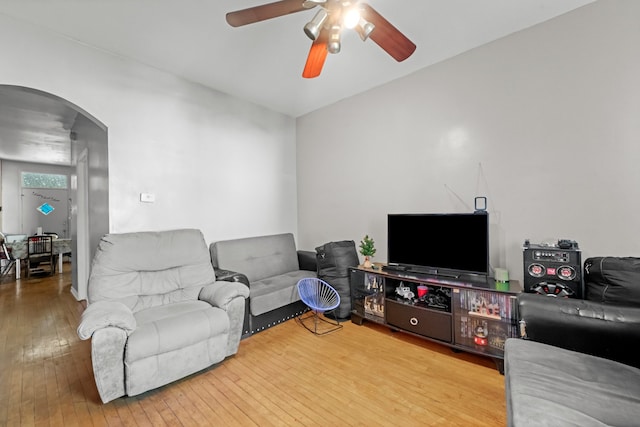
[505,338,640,426]
[88,229,217,311]
[584,257,640,306]
[210,233,299,282]
[126,300,229,363]
[249,270,312,316]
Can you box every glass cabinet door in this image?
[453,288,518,357]
[350,269,386,323]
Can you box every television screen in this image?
[387,213,489,275]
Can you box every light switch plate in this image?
[140,193,155,203]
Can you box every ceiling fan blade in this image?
[361,3,416,62]
[226,0,309,27]
[302,30,328,78]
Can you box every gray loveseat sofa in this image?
[77,229,249,403]
[504,256,640,426]
[210,233,317,337]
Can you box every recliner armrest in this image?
[298,250,317,272]
[200,281,250,310]
[77,300,137,340]
[214,267,250,287]
[518,293,640,368]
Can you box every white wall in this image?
[0,15,298,246]
[296,0,640,283]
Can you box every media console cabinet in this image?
[349,266,523,372]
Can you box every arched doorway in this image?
[0,85,109,300]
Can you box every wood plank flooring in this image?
[0,265,507,426]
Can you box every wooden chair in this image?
[27,235,55,278]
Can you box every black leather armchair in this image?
[505,257,640,426]
[517,292,640,369]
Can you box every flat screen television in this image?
[387,212,489,277]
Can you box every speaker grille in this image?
[523,242,583,299]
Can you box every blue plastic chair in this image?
[296,278,343,335]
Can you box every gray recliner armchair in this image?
[77,229,249,403]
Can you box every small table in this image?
[5,238,72,279]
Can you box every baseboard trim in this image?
[70,286,81,301]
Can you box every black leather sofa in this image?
[504,257,640,426]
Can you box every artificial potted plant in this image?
[359,235,376,268]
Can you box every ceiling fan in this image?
[226,0,417,78]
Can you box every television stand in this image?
[350,265,522,373]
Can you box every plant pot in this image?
[363,256,372,268]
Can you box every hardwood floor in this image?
[0,266,507,426]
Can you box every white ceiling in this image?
[0,0,594,119]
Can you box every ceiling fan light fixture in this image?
[302,0,326,8]
[303,9,328,41]
[355,18,375,41]
[343,8,361,29]
[327,24,341,54]
[225,1,416,77]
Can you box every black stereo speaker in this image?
[523,240,583,299]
